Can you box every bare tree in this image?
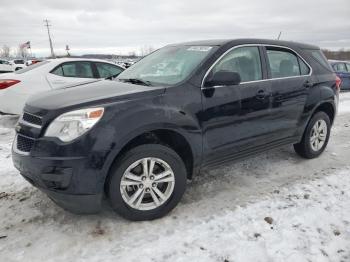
[0,45,11,58]
[139,45,155,57]
[17,45,29,58]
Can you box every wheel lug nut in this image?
[145,188,150,193]
[152,183,157,188]
[139,184,144,189]
[150,175,154,180]
[141,176,146,181]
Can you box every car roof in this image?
[170,38,319,50]
[47,58,117,63]
[46,58,123,68]
[328,59,350,64]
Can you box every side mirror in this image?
[205,71,241,87]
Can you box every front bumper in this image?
[12,147,103,214]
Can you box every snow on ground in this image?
[0,93,350,262]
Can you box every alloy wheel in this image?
[310,119,327,151]
[120,157,175,211]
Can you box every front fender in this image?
[96,96,202,187]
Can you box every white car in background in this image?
[9,59,26,71]
[0,59,14,73]
[0,58,124,114]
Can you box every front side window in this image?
[210,46,262,82]
[267,49,303,78]
[51,62,94,78]
[117,45,217,86]
[96,63,123,78]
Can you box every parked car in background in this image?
[9,59,26,71]
[12,39,339,220]
[329,60,350,90]
[0,59,13,73]
[0,58,124,114]
[26,59,43,66]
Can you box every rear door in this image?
[201,46,273,162]
[46,61,96,89]
[264,46,312,139]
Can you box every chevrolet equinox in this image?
[12,39,339,220]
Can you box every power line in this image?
[44,19,55,58]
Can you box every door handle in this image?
[303,81,314,88]
[256,89,267,100]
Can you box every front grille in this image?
[17,134,35,153]
[22,112,42,126]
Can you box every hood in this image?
[25,79,165,112]
[0,72,16,79]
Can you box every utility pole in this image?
[44,19,55,58]
[277,31,282,40]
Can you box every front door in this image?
[201,46,273,163]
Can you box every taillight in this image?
[335,75,341,91]
[0,79,21,90]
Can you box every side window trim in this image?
[201,44,313,88]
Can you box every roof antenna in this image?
[277,31,282,40]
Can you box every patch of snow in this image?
[0,94,350,262]
[338,91,350,115]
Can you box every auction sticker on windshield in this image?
[187,46,213,52]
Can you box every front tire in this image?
[294,111,331,159]
[107,144,187,221]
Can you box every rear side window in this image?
[211,46,262,82]
[299,58,310,75]
[266,49,304,78]
[96,63,123,78]
[51,62,94,78]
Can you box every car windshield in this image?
[117,45,217,86]
[15,60,50,74]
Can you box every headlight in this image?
[45,107,104,142]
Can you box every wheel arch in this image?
[102,126,198,193]
[311,101,336,125]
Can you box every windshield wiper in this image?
[118,78,152,86]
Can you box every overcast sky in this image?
[0,0,349,57]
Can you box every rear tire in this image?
[107,144,187,221]
[294,111,331,159]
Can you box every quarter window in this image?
[267,49,305,78]
[96,63,123,78]
[51,62,94,78]
[211,46,262,82]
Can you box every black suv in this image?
[12,39,339,220]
